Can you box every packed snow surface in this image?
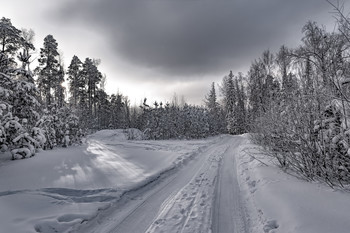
[1,131,350,233]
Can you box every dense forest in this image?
[1,3,350,188]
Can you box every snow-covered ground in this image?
[1,131,350,233]
[0,130,215,233]
[237,134,350,233]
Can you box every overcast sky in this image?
[1,0,343,105]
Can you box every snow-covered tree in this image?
[36,35,60,107]
[81,58,102,120]
[0,20,42,159]
[221,71,236,134]
[67,55,83,108]
[0,17,22,56]
[55,63,65,108]
[205,82,224,135]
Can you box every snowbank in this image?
[87,128,144,142]
[237,134,350,233]
[0,129,211,233]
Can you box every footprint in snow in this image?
[263,220,279,233]
[154,218,165,225]
[248,180,256,188]
[250,188,257,194]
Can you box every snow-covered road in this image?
[74,135,248,233]
[3,130,350,233]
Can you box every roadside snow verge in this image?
[236,134,350,233]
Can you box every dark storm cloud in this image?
[57,0,332,78]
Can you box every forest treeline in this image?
[248,3,350,188]
[1,3,350,187]
[0,15,228,160]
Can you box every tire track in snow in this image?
[211,136,248,233]
[73,137,223,233]
[145,137,232,233]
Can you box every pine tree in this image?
[55,64,65,108]
[0,19,41,159]
[123,96,131,128]
[67,55,83,108]
[81,58,102,122]
[110,94,125,129]
[221,71,236,134]
[36,35,60,107]
[205,82,222,135]
[0,17,22,56]
[96,89,110,129]
[234,77,247,134]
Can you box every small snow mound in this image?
[90,129,128,141]
[89,129,144,142]
[57,213,93,223]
